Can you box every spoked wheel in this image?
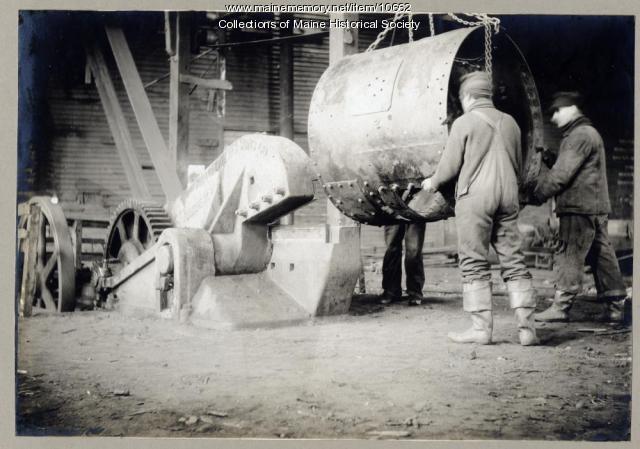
[19,196,76,313]
[105,199,173,271]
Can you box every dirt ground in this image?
[15,266,632,441]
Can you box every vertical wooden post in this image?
[71,219,83,269]
[327,14,365,293]
[279,14,294,140]
[19,205,42,317]
[327,13,359,227]
[169,12,191,188]
[329,13,359,65]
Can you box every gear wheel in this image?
[105,199,173,266]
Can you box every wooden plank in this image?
[179,73,233,91]
[105,26,183,202]
[85,41,151,200]
[169,12,191,187]
[19,205,42,317]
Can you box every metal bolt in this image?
[364,181,369,187]
[275,187,286,195]
[261,195,273,203]
[369,192,375,197]
[235,209,248,217]
[378,186,388,193]
[391,184,399,192]
[348,182,354,188]
[357,199,363,204]
[249,202,260,210]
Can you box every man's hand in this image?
[421,177,435,192]
[536,146,557,168]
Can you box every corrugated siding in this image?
[46,24,224,212]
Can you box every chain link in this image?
[429,13,435,36]
[366,12,413,52]
[447,13,500,81]
[407,12,414,42]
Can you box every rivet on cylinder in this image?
[249,202,260,210]
[275,187,286,195]
[261,195,273,203]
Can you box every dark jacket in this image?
[534,116,611,215]
[431,98,522,199]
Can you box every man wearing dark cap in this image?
[533,91,628,323]
[421,71,538,346]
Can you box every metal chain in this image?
[429,14,435,36]
[407,12,414,42]
[448,13,500,80]
[366,12,410,52]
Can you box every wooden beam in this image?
[85,41,151,199]
[105,26,183,202]
[179,73,233,91]
[70,219,83,268]
[329,13,359,65]
[327,13,359,227]
[169,12,191,187]
[279,14,294,140]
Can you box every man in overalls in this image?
[422,71,538,346]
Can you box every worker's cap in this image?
[459,71,493,99]
[548,91,583,113]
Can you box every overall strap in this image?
[470,110,518,172]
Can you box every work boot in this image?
[507,279,540,346]
[448,281,493,345]
[600,297,629,324]
[379,290,401,305]
[407,292,424,306]
[534,290,576,322]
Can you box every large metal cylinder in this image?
[308,27,543,225]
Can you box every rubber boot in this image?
[447,281,493,345]
[507,279,539,346]
[534,290,576,322]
